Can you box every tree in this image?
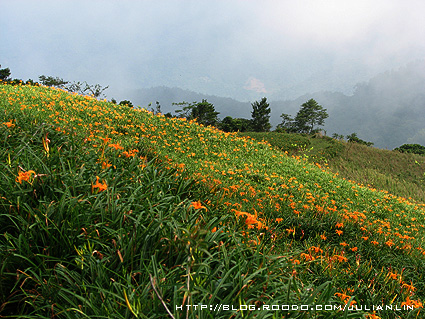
[293,99,328,134]
[276,113,294,132]
[0,65,11,81]
[346,133,373,146]
[39,75,109,98]
[332,133,345,141]
[219,116,241,132]
[39,75,69,88]
[251,97,271,132]
[394,144,425,155]
[192,99,220,126]
[66,81,109,98]
[174,100,219,126]
[219,116,253,132]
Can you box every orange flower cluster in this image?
[232,209,267,230]
[3,120,15,128]
[191,200,207,211]
[335,291,356,307]
[401,296,423,309]
[16,170,36,184]
[92,176,107,192]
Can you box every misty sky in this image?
[2,0,425,102]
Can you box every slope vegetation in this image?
[239,132,425,203]
[1,83,424,318]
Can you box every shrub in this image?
[394,143,425,155]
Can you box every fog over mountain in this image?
[124,60,425,150]
[4,1,425,104]
[3,1,425,149]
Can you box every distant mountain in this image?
[121,60,425,150]
[271,60,425,149]
[123,86,253,119]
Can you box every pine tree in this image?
[251,97,271,132]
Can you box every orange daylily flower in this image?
[3,121,15,128]
[366,312,381,319]
[191,201,207,211]
[102,161,112,169]
[401,296,423,309]
[16,170,36,184]
[92,176,107,192]
[108,143,124,150]
[333,255,348,263]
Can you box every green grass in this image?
[239,132,425,203]
[1,83,425,318]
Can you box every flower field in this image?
[1,83,424,318]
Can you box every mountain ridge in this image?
[121,59,425,149]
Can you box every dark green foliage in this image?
[38,75,69,88]
[219,116,252,132]
[250,97,271,132]
[0,66,37,86]
[0,65,11,81]
[394,143,425,155]
[332,133,345,141]
[277,99,328,134]
[276,113,294,132]
[119,100,134,108]
[191,99,219,126]
[293,99,328,134]
[174,99,219,126]
[346,133,374,146]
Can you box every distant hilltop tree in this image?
[277,99,328,134]
[219,116,253,132]
[251,97,271,132]
[331,133,345,141]
[39,75,109,99]
[174,99,219,126]
[0,64,12,81]
[394,143,425,155]
[38,75,69,88]
[0,64,36,85]
[294,99,328,134]
[346,133,374,146]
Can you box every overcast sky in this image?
[2,0,425,101]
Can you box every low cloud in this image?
[244,77,267,93]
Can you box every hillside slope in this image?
[1,83,424,318]
[238,132,425,203]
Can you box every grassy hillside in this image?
[1,83,425,318]
[238,132,425,203]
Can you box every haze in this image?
[2,0,425,102]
